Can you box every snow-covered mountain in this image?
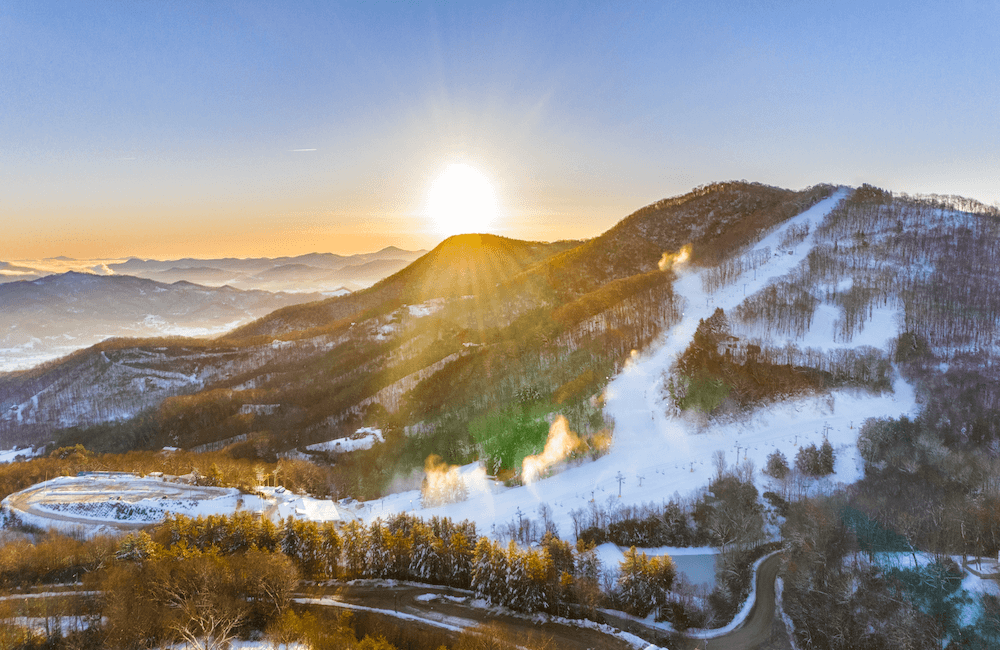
[4,181,998,479]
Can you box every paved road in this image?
[593,553,789,650]
[679,554,789,650]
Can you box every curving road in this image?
[7,555,790,649]
[1,476,238,531]
[681,554,789,650]
[593,553,788,650]
[295,583,637,650]
[296,553,790,650]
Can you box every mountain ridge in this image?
[0,181,838,452]
[5,180,986,468]
[220,233,580,343]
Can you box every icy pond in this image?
[670,552,719,588]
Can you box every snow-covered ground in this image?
[306,428,384,453]
[3,615,102,638]
[1,475,260,534]
[351,190,917,543]
[294,595,655,649]
[295,596,473,633]
[407,298,445,318]
[265,487,358,524]
[597,551,781,640]
[0,446,42,464]
[2,190,919,564]
[873,552,1000,630]
[1,476,354,535]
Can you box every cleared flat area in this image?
[2,475,247,530]
[14,476,233,504]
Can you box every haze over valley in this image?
[0,247,425,371]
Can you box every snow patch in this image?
[306,428,384,453]
[0,446,43,464]
[407,298,445,318]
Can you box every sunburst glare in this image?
[427,163,499,237]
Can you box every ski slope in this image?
[359,189,917,548]
[4,189,919,584]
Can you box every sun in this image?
[427,164,499,236]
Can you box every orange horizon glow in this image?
[2,188,617,261]
[0,216,610,262]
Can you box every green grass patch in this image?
[676,376,731,413]
[469,404,553,471]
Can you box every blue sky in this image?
[2,1,998,258]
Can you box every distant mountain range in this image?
[0,262,36,273]
[0,272,325,372]
[105,246,427,293]
[0,246,427,371]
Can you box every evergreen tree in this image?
[796,444,821,476]
[366,521,390,578]
[572,540,603,616]
[521,547,551,612]
[471,537,494,599]
[617,547,676,618]
[255,516,281,552]
[319,522,341,579]
[646,553,676,617]
[617,546,652,616]
[340,521,367,579]
[819,438,835,475]
[765,449,790,479]
[116,531,160,563]
[409,522,438,582]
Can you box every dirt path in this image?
[1,476,239,531]
[3,488,152,530]
[296,583,637,650]
[4,493,146,530]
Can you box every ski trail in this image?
[605,188,850,455]
[365,187,918,553]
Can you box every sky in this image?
[2,1,999,260]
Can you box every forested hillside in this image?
[725,187,1000,649]
[0,182,832,499]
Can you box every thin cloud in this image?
[290,148,317,152]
